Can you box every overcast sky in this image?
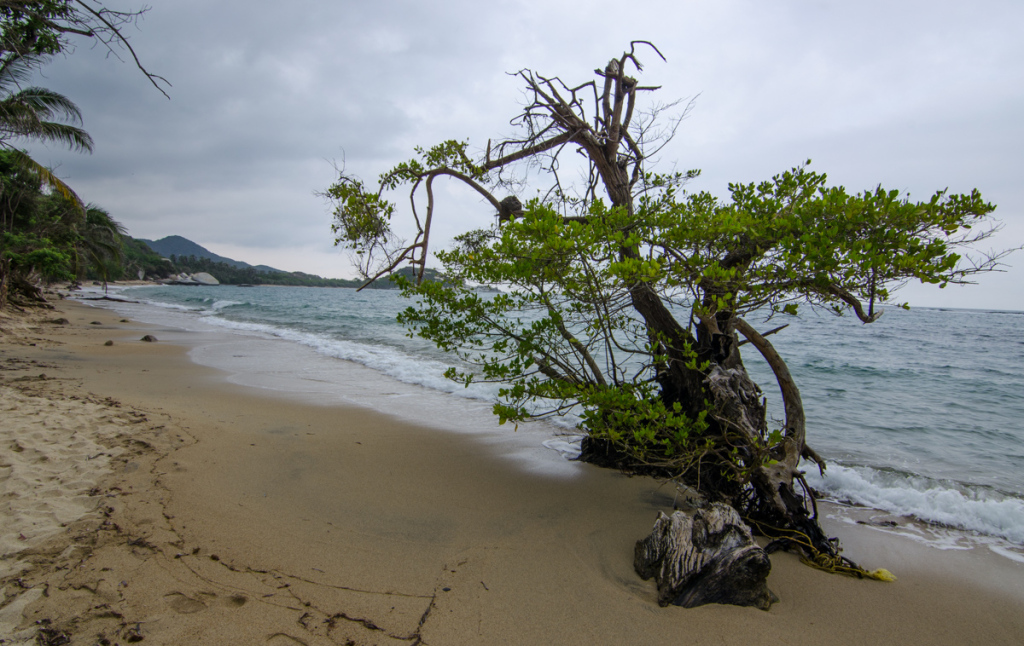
[23,0,1024,310]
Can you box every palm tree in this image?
[0,51,93,306]
[0,53,93,147]
[0,51,93,203]
[76,203,126,289]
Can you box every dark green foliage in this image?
[0,1,70,56]
[116,236,172,280]
[388,165,1001,481]
[0,148,130,296]
[1,150,76,282]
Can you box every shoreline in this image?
[1,298,1022,644]
[86,282,1024,548]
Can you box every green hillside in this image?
[128,235,445,288]
[138,235,283,272]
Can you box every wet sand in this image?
[1,296,1022,645]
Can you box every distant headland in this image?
[126,235,439,288]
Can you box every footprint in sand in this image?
[226,594,247,607]
[164,591,248,614]
[164,592,206,614]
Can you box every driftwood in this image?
[634,503,775,610]
[78,296,139,303]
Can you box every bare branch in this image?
[70,0,170,98]
[484,130,575,172]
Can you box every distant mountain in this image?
[132,235,450,289]
[139,235,284,273]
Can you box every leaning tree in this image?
[326,43,1006,565]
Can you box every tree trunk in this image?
[567,56,837,560]
[634,504,775,609]
[0,257,9,310]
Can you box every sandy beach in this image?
[1,295,1022,645]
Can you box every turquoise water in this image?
[85,284,1024,546]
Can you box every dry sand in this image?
[1,295,1022,645]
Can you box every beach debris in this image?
[140,335,158,342]
[755,521,897,581]
[634,504,775,610]
[46,317,70,325]
[91,321,102,325]
[124,625,145,642]
[33,619,71,645]
[105,340,114,346]
[857,519,899,527]
[78,295,137,303]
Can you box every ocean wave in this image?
[198,315,506,403]
[805,463,1024,545]
[134,298,202,313]
[207,300,246,312]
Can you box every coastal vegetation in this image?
[0,0,164,307]
[0,145,128,304]
[327,43,1008,572]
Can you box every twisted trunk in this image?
[634,504,775,609]
[0,257,9,309]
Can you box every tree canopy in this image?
[0,149,129,295]
[327,43,1009,568]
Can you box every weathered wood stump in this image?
[634,503,775,610]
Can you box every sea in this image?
[74,284,1024,560]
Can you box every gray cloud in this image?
[18,0,1024,308]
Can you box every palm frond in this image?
[78,204,128,281]
[0,54,94,153]
[3,87,86,124]
[2,148,85,208]
[0,54,39,91]
[20,119,93,152]
[85,204,127,236]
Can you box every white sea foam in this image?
[198,315,505,402]
[988,544,1024,564]
[805,463,1024,545]
[122,296,203,313]
[542,435,584,460]
[208,299,245,311]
